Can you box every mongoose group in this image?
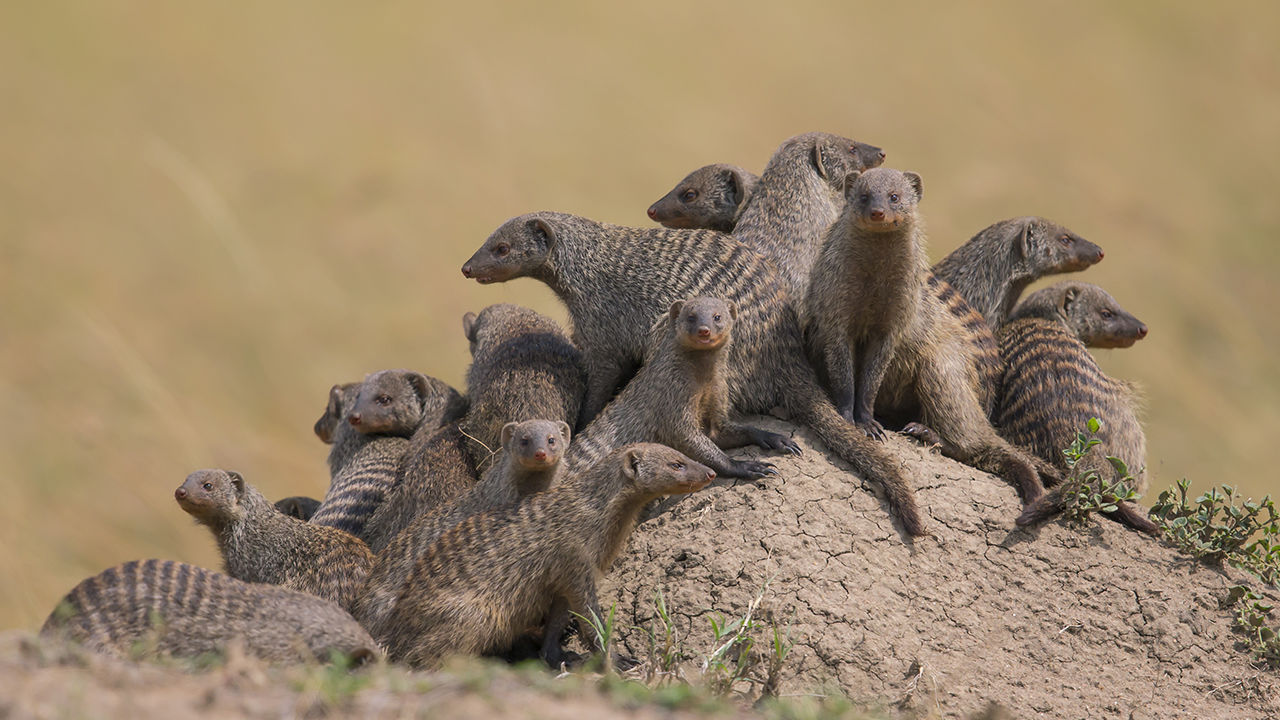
[42,130,1155,672]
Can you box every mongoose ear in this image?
[405,371,432,408]
[500,422,518,448]
[530,218,558,250]
[226,470,245,495]
[726,168,746,207]
[811,142,829,181]
[668,300,685,323]
[556,420,572,444]
[842,171,863,199]
[1061,286,1080,316]
[1015,219,1034,260]
[462,312,478,342]
[726,300,739,321]
[326,385,346,417]
[903,172,924,201]
[622,447,643,480]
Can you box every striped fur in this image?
[377,444,714,668]
[40,559,377,663]
[176,469,373,613]
[996,317,1153,532]
[463,212,925,536]
[308,436,408,541]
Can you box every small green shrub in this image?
[1228,584,1280,668]
[1061,417,1141,525]
[1149,479,1280,584]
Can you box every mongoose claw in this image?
[900,422,942,448]
[857,419,887,442]
[731,460,778,479]
[758,431,803,456]
[614,653,640,672]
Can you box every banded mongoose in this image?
[378,443,716,668]
[1011,282,1149,348]
[362,305,585,552]
[804,168,1053,506]
[647,164,759,233]
[40,559,378,664]
[354,418,570,638]
[274,495,321,520]
[731,131,885,298]
[462,212,927,536]
[933,216,1105,328]
[175,469,374,613]
[564,296,799,478]
[995,289,1155,533]
[309,369,462,539]
[314,381,361,477]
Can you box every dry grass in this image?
[1,1,1277,630]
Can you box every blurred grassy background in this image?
[1,1,1277,629]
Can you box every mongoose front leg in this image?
[821,338,859,425]
[682,431,777,480]
[852,335,896,441]
[540,596,572,669]
[714,423,802,456]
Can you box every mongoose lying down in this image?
[378,443,716,668]
[41,558,379,664]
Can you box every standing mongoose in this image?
[462,213,927,536]
[353,418,570,639]
[731,132,885,298]
[274,495,321,520]
[175,469,374,613]
[995,291,1155,533]
[647,164,759,233]
[378,443,716,668]
[308,369,461,539]
[564,296,800,478]
[1010,282,1149,349]
[933,217,1105,329]
[361,305,586,552]
[40,559,378,664]
[804,168,1053,507]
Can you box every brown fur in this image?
[647,164,759,232]
[41,559,378,664]
[353,418,570,639]
[1010,282,1148,349]
[175,469,374,613]
[377,443,715,668]
[565,297,800,478]
[805,168,1055,507]
[998,299,1155,533]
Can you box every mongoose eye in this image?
[1058,235,1072,246]
[1100,309,1114,319]
[520,437,529,446]
[680,189,697,202]
[889,193,900,203]
[201,482,213,492]
[375,395,392,406]
[670,462,685,470]
[860,194,870,203]
[493,243,511,258]
[713,313,722,322]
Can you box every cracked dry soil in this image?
[602,418,1280,719]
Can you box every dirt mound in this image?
[602,418,1280,719]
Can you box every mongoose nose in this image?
[461,264,473,278]
[1137,324,1148,338]
[705,469,716,481]
[877,150,886,162]
[534,450,547,461]
[869,209,886,221]
[1095,248,1104,261]
[697,327,711,338]
[174,487,187,500]
[647,206,658,220]
[348,414,362,426]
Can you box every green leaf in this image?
[1087,417,1101,433]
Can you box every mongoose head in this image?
[313,382,359,444]
[620,443,717,500]
[462,214,559,284]
[1012,282,1149,348]
[501,419,571,472]
[842,168,924,232]
[175,469,248,526]
[461,302,558,357]
[995,217,1104,276]
[668,297,737,353]
[347,370,464,436]
[773,132,886,193]
[646,164,760,232]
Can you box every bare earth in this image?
[603,418,1280,719]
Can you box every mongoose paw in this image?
[730,460,778,479]
[614,653,640,672]
[757,432,803,456]
[900,422,942,448]
[857,419,887,442]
